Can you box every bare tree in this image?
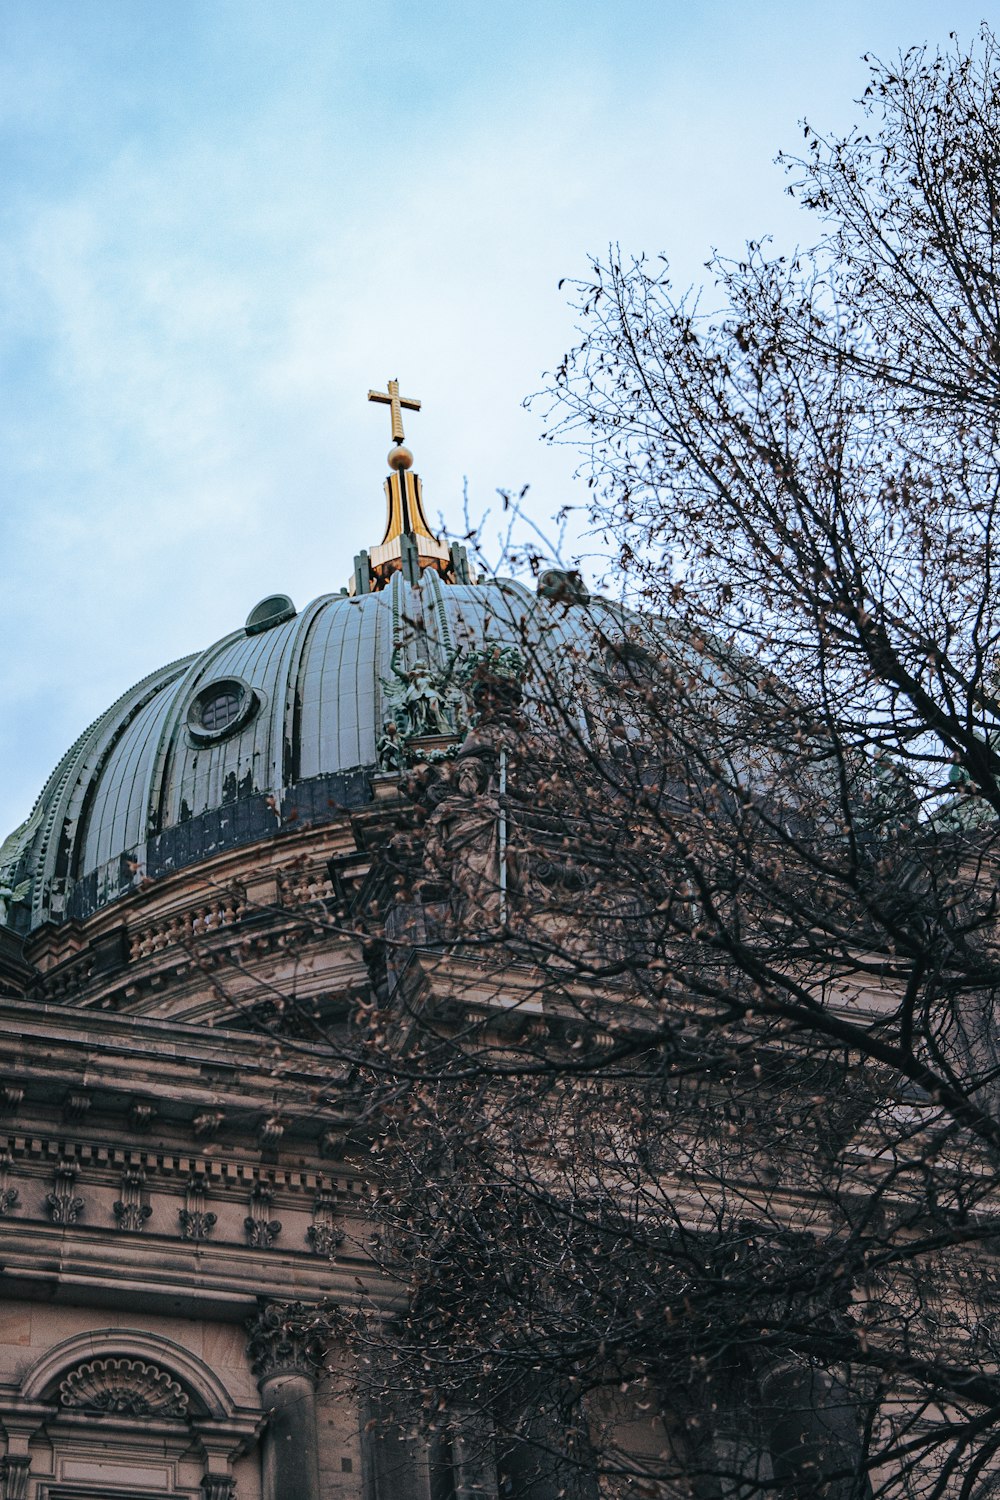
[169,30,1000,1500]
[326,29,1000,1500]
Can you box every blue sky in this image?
[0,0,991,836]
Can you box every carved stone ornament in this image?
[306,1187,344,1257]
[244,1184,281,1249]
[201,1479,237,1500]
[46,1162,84,1225]
[0,1456,31,1500]
[59,1357,189,1418]
[179,1175,216,1241]
[258,1116,285,1150]
[246,1299,328,1383]
[306,1222,344,1256]
[113,1166,152,1233]
[0,1151,18,1217]
[193,1109,225,1138]
[129,1100,156,1132]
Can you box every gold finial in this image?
[368,377,421,470]
[354,373,460,594]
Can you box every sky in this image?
[0,0,991,837]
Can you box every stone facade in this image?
[0,424,671,1497]
[0,516,921,1496]
[0,809,426,1499]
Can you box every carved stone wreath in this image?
[58,1358,189,1418]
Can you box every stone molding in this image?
[0,1135,351,1195]
[59,1357,189,1418]
[246,1299,328,1384]
[306,1222,344,1255]
[179,1208,217,1239]
[129,1100,156,1131]
[62,1091,91,1121]
[20,1329,241,1420]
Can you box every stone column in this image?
[246,1299,327,1500]
[757,1356,871,1500]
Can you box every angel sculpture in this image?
[381,650,462,739]
[0,875,30,925]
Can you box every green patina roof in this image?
[1,570,637,932]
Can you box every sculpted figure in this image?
[376,719,406,774]
[0,874,29,925]
[382,653,460,739]
[419,753,497,913]
[419,747,531,921]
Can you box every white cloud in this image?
[0,0,991,834]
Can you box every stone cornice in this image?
[24,818,365,967]
[0,999,352,1113]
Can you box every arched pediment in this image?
[19,1328,242,1420]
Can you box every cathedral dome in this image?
[0,569,630,933]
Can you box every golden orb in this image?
[388,444,413,472]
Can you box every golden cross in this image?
[367,377,421,446]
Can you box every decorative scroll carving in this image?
[246,1299,328,1383]
[179,1175,216,1241]
[0,1084,24,1114]
[201,1478,236,1500]
[62,1091,91,1121]
[0,1455,30,1500]
[113,1167,152,1233]
[306,1223,344,1256]
[0,1151,18,1217]
[244,1184,281,1248]
[193,1109,225,1138]
[46,1162,84,1225]
[258,1116,285,1150]
[59,1357,189,1418]
[129,1101,156,1132]
[536,567,590,604]
[306,1188,343,1257]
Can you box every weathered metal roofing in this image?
[1,571,636,932]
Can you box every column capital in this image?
[245,1299,330,1386]
[201,1479,236,1500]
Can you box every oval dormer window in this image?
[245,594,296,636]
[187,678,259,744]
